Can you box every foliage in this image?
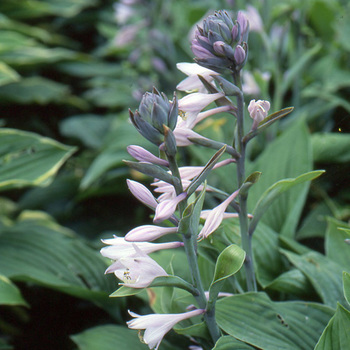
[0,0,349,349]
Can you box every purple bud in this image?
[213,41,226,56]
[191,42,216,60]
[127,145,169,167]
[237,11,248,35]
[234,45,246,65]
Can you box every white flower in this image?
[198,190,239,239]
[247,99,270,129]
[127,309,205,349]
[105,245,168,288]
[127,179,158,209]
[100,236,182,259]
[154,192,187,223]
[124,225,178,242]
[176,63,219,93]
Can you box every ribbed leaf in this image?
[0,128,76,191]
[213,336,255,349]
[0,275,28,306]
[325,218,350,268]
[0,211,117,306]
[247,121,313,237]
[282,250,348,308]
[314,303,350,350]
[71,325,148,350]
[216,292,333,350]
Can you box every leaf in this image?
[59,114,110,149]
[249,170,324,237]
[0,275,29,306]
[314,303,350,350]
[247,121,314,237]
[282,250,348,309]
[0,128,76,191]
[266,269,314,298]
[213,336,255,350]
[0,61,20,86]
[312,132,350,163]
[71,324,148,350]
[109,286,144,298]
[0,77,71,104]
[209,244,245,305]
[325,218,350,268]
[0,211,118,309]
[216,292,334,350]
[344,272,350,305]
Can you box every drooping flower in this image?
[247,99,270,129]
[198,189,239,239]
[127,309,205,349]
[127,179,158,209]
[105,245,168,288]
[176,62,219,93]
[125,225,178,242]
[154,192,187,223]
[100,236,183,259]
[127,145,169,167]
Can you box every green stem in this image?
[233,71,257,292]
[167,153,221,343]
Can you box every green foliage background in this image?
[0,0,349,349]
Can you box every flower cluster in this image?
[192,10,249,73]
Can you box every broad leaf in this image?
[71,324,148,350]
[213,336,255,349]
[0,61,20,86]
[282,250,348,308]
[314,303,350,350]
[216,292,333,350]
[247,121,314,237]
[249,171,324,237]
[344,272,350,305]
[0,275,28,306]
[325,218,350,268]
[0,128,76,191]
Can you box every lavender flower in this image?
[248,99,271,129]
[125,225,178,242]
[127,309,205,349]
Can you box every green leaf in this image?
[249,170,324,237]
[60,114,110,149]
[216,292,334,350]
[282,250,348,309]
[239,171,262,196]
[213,336,255,349]
[325,218,350,268]
[266,269,314,298]
[0,128,76,191]
[109,286,144,298]
[0,275,29,306]
[0,61,20,86]
[0,77,70,104]
[247,121,314,237]
[312,132,350,163]
[71,324,148,350]
[344,272,350,305]
[314,303,350,350]
[209,245,245,304]
[0,212,117,308]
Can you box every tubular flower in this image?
[248,99,270,129]
[127,309,205,349]
[191,10,249,73]
[125,225,178,242]
[127,145,169,167]
[176,62,219,92]
[154,192,187,223]
[105,245,168,288]
[129,87,178,145]
[198,189,239,239]
[100,236,183,259]
[127,179,158,209]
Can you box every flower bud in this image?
[248,99,271,129]
[191,10,249,73]
[130,88,178,145]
